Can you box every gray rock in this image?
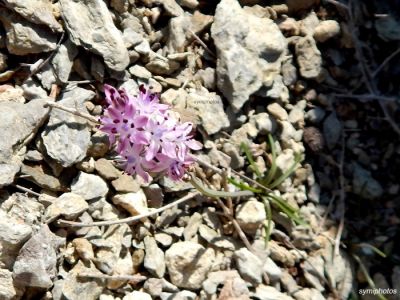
[45,192,88,222]
[145,59,180,76]
[281,270,301,294]
[305,107,326,124]
[295,36,322,79]
[323,112,342,149]
[71,172,109,200]
[211,0,286,111]
[1,192,44,230]
[264,257,282,282]
[194,67,216,90]
[144,236,166,278]
[3,0,63,32]
[267,103,288,121]
[0,163,20,189]
[160,0,184,17]
[294,288,325,300]
[236,199,266,233]
[95,158,120,180]
[233,248,263,284]
[314,20,341,43]
[155,233,173,247]
[165,241,215,289]
[111,174,140,193]
[162,290,197,300]
[129,65,152,79]
[167,11,213,52]
[183,212,202,241]
[21,163,64,191]
[60,261,103,300]
[0,210,32,269]
[202,270,247,295]
[198,225,236,250]
[41,87,94,167]
[95,224,130,274]
[0,52,7,73]
[0,98,49,187]
[249,112,277,135]
[21,78,48,100]
[143,278,163,297]
[143,184,164,208]
[60,0,129,72]
[0,268,16,300]
[112,190,148,216]
[25,149,43,162]
[352,163,383,200]
[222,142,244,169]
[51,38,78,83]
[186,87,230,135]
[253,285,294,300]
[121,14,144,48]
[0,9,57,55]
[123,291,152,300]
[13,225,65,288]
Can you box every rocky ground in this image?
[0,0,399,299]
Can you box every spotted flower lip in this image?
[99,84,202,182]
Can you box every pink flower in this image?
[99,84,202,182]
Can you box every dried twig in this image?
[28,31,65,78]
[332,93,397,102]
[188,29,216,58]
[77,273,146,283]
[334,134,346,257]
[57,191,200,227]
[347,0,400,136]
[372,47,400,78]
[44,100,100,124]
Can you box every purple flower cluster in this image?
[99,84,202,182]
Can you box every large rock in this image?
[3,0,63,32]
[165,241,215,289]
[0,269,16,300]
[0,98,49,187]
[211,0,287,111]
[0,210,32,269]
[0,8,57,55]
[71,172,108,200]
[13,225,65,288]
[41,86,95,167]
[60,0,129,72]
[186,87,230,135]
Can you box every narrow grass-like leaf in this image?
[269,152,302,189]
[262,197,272,249]
[261,134,277,186]
[228,177,263,193]
[240,142,262,178]
[266,194,307,226]
[353,254,388,300]
[355,243,387,258]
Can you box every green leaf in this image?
[240,142,262,178]
[269,152,302,189]
[228,177,263,193]
[261,134,278,186]
[262,197,272,249]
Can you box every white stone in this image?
[112,190,148,216]
[165,241,215,289]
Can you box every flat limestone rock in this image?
[60,0,129,72]
[211,0,286,111]
[42,87,95,167]
[0,8,57,55]
[0,98,50,187]
[13,225,65,289]
[3,0,63,32]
